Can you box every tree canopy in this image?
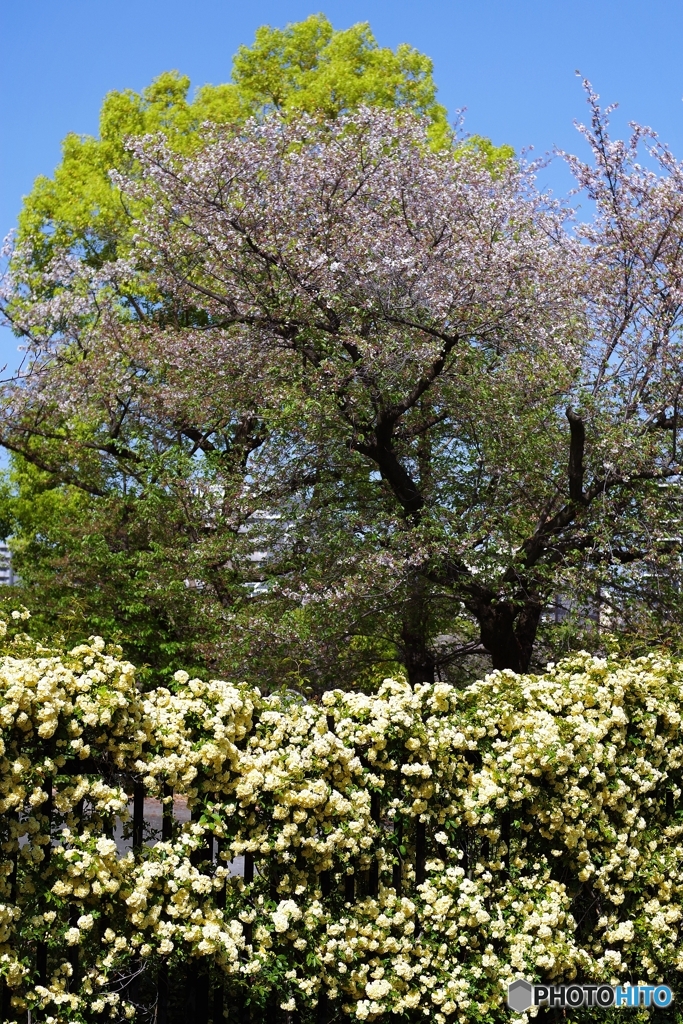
[1,16,518,688]
[4,89,683,689]
[15,14,467,278]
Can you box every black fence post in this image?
[415,820,426,887]
[68,798,84,991]
[184,960,210,1024]
[393,819,403,896]
[244,851,254,947]
[133,780,145,853]
[68,904,79,992]
[197,964,209,1024]
[186,960,197,1022]
[191,805,214,869]
[344,866,355,903]
[1,980,11,1023]
[162,784,173,842]
[157,962,168,1024]
[126,780,145,1011]
[212,976,224,1024]
[37,941,48,989]
[9,811,17,902]
[7,807,18,1012]
[215,839,226,911]
[37,776,53,987]
[501,808,511,873]
[244,851,254,885]
[316,990,328,1024]
[368,793,380,898]
[414,819,427,939]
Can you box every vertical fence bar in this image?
[68,904,80,992]
[191,807,214,868]
[244,851,254,947]
[188,802,211,1024]
[162,784,173,841]
[37,942,48,989]
[501,809,511,873]
[197,964,210,1024]
[133,780,144,852]
[191,807,202,868]
[393,819,403,896]
[212,977,224,1024]
[127,780,145,1010]
[344,866,355,903]
[37,776,53,987]
[7,808,18,1012]
[316,990,328,1024]
[215,839,226,911]
[157,962,168,1024]
[68,797,84,991]
[414,819,427,939]
[1,834,15,1024]
[1,980,11,1023]
[415,820,426,887]
[186,961,197,1021]
[9,811,17,903]
[213,836,225,1023]
[368,793,380,898]
[244,851,254,885]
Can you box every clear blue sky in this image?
[2,0,683,369]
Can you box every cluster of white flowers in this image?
[1,630,683,1022]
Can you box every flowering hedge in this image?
[1,623,683,1022]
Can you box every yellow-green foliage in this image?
[17,18,434,267]
[230,15,450,144]
[16,14,509,277]
[5,627,679,1021]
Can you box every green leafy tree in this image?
[5,94,683,693]
[0,457,210,684]
[16,14,472,277]
[0,16,511,684]
[1,18,516,690]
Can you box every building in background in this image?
[0,542,15,586]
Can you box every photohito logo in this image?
[507,980,673,1012]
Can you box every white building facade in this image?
[0,542,15,586]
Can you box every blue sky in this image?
[2,0,683,368]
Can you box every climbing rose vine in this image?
[0,620,682,1021]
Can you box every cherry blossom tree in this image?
[3,92,683,684]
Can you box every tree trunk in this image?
[401,574,436,686]
[475,596,542,673]
[403,641,436,686]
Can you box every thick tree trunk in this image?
[475,596,543,673]
[403,642,436,686]
[401,575,436,686]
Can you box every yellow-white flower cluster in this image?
[1,635,683,1023]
